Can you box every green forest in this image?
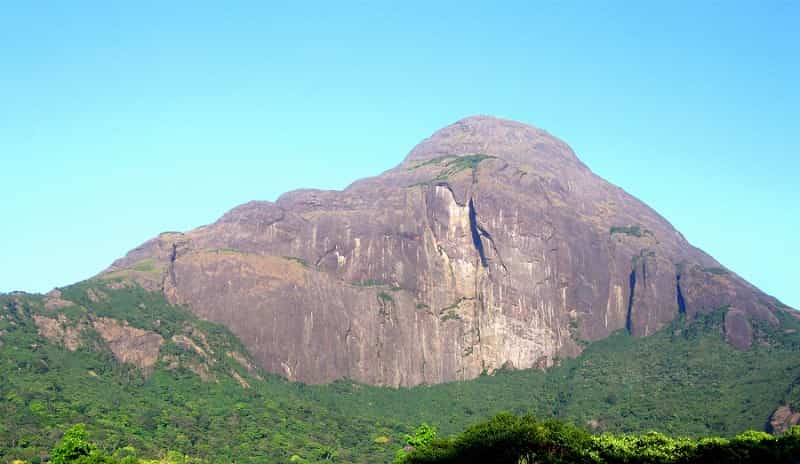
[14,414,800,464]
[2,280,799,463]
[397,414,800,463]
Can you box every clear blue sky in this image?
[1,1,798,309]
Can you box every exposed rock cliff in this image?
[33,314,83,352]
[92,317,164,373]
[105,116,794,386]
[769,405,800,434]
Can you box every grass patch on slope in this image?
[408,154,495,186]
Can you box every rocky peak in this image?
[103,116,795,387]
[403,115,583,171]
[216,201,285,227]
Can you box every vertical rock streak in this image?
[468,198,488,268]
[626,270,636,334]
[467,197,508,272]
[676,274,687,315]
[164,243,180,293]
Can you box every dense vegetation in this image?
[307,309,800,439]
[2,280,799,463]
[398,413,800,464]
[0,283,394,463]
[19,415,800,464]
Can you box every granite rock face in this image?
[105,116,794,386]
[769,405,800,434]
[92,317,164,374]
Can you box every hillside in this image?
[3,278,799,463]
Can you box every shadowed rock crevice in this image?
[162,243,180,296]
[626,270,636,334]
[467,197,508,272]
[468,198,488,268]
[169,243,178,263]
[677,274,687,315]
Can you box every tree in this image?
[51,425,94,464]
[406,424,438,449]
[395,424,439,463]
[51,424,117,464]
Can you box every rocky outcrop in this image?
[227,350,260,376]
[92,317,164,373]
[43,289,75,311]
[172,334,212,361]
[33,314,83,351]
[723,308,753,350]
[186,361,215,382]
[104,116,795,386]
[231,370,250,389]
[769,405,800,434]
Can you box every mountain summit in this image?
[105,116,795,386]
[403,115,582,167]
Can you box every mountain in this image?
[105,115,794,387]
[2,117,800,462]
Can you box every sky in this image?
[1,1,798,309]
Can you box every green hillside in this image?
[397,413,800,464]
[0,280,397,463]
[2,279,799,463]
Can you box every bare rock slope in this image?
[105,116,794,386]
